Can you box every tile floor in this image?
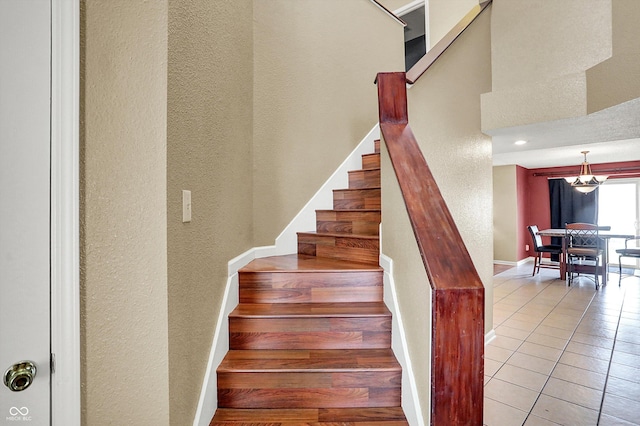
[485,263,640,426]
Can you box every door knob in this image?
[3,361,37,392]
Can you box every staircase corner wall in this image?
[274,125,380,255]
[380,140,433,424]
[586,0,640,114]
[380,254,427,426]
[252,0,405,247]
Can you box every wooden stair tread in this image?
[240,254,381,273]
[211,407,408,424]
[230,302,390,318]
[315,209,380,213]
[297,231,379,240]
[218,349,401,373]
[333,187,381,191]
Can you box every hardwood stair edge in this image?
[229,303,391,318]
[218,366,402,374]
[238,254,383,273]
[218,361,402,373]
[333,186,381,191]
[297,231,380,239]
[348,168,380,173]
[211,407,408,424]
[316,209,381,213]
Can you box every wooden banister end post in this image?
[376,72,408,125]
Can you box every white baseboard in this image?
[517,257,533,266]
[193,247,256,426]
[493,257,532,267]
[485,329,496,346]
[493,260,516,266]
[380,254,425,426]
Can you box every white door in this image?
[0,0,52,424]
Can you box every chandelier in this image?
[564,151,608,193]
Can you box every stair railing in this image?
[376,72,484,425]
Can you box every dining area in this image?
[528,224,640,288]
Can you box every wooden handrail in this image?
[406,1,491,84]
[376,72,484,425]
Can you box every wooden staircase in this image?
[210,140,409,425]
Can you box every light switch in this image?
[182,190,191,223]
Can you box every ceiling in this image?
[489,97,640,169]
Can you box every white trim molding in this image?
[393,0,425,16]
[485,329,497,346]
[494,257,532,267]
[50,0,81,425]
[193,249,248,426]
[380,254,425,426]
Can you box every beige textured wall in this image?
[377,0,412,12]
[380,143,433,422]
[252,0,405,245]
[493,166,518,262]
[81,1,170,424]
[587,0,640,113]
[381,7,492,423]
[167,1,254,424]
[429,0,479,48]
[482,0,613,131]
[490,0,611,91]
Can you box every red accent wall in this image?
[516,165,529,260]
[522,160,640,259]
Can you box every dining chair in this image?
[527,225,563,276]
[617,236,640,285]
[565,223,604,289]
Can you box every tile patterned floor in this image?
[485,263,640,426]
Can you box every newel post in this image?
[376,71,485,425]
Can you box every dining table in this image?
[536,227,635,285]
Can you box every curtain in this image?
[548,178,599,260]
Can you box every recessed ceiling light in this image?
[514,140,527,145]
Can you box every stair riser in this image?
[362,153,381,170]
[229,317,392,349]
[230,317,391,333]
[298,244,379,265]
[219,372,401,390]
[240,285,383,304]
[333,188,381,210]
[211,407,408,424]
[239,271,383,304]
[218,372,401,408]
[348,169,380,189]
[229,331,391,350]
[298,235,379,265]
[218,387,401,409]
[316,210,380,236]
[316,221,379,235]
